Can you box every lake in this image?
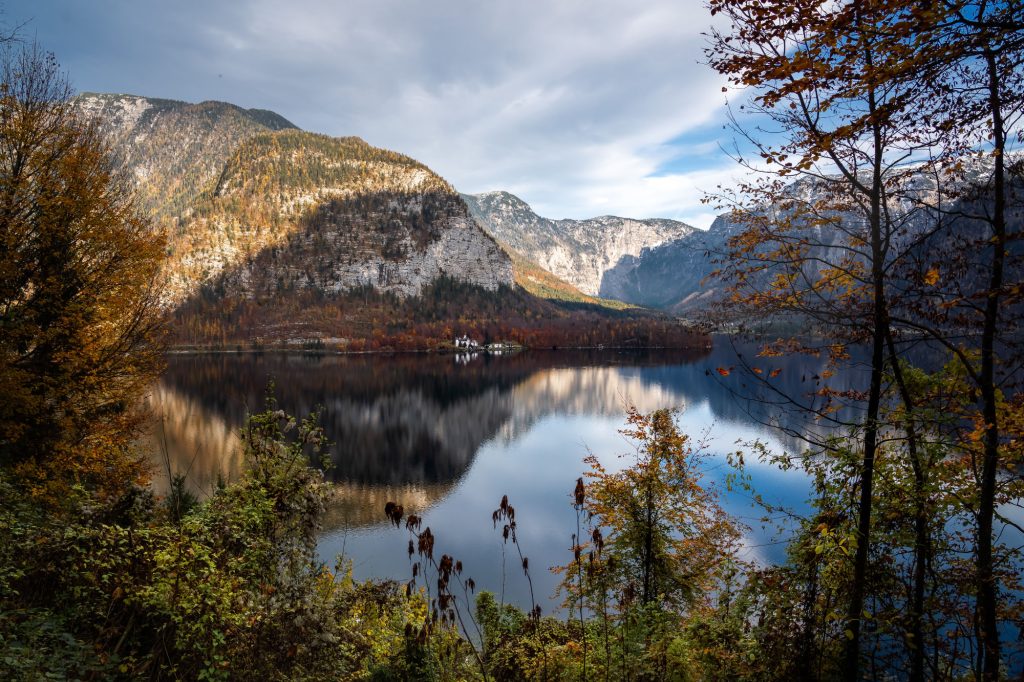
[146,339,872,612]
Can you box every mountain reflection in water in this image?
[146,344,865,609]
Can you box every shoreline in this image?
[165,340,714,357]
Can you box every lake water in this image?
[147,340,872,612]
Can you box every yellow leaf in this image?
[924,268,940,286]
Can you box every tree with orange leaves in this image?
[570,407,738,610]
[706,1,938,672]
[0,44,165,497]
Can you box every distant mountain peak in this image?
[76,92,299,131]
[468,190,538,214]
[462,191,695,296]
[475,190,522,200]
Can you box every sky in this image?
[9,0,752,228]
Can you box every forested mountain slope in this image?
[75,93,297,218]
[76,94,512,306]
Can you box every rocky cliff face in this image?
[462,191,694,296]
[598,217,733,312]
[76,94,513,307]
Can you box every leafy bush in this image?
[0,401,438,681]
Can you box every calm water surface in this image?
[148,340,870,610]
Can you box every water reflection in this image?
[147,349,713,498]
[145,384,243,496]
[146,343,866,609]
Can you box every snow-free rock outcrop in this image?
[462,191,695,296]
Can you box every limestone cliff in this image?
[462,190,695,296]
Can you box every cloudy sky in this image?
[11,0,750,227]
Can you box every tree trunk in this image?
[642,484,655,605]
[843,68,887,679]
[977,46,1006,682]
[886,331,929,682]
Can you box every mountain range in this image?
[75,93,1014,346]
[75,93,703,350]
[460,191,747,314]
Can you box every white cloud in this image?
[14,0,744,223]
[549,162,757,228]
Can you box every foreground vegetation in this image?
[0,399,740,680]
[6,388,1023,680]
[1,403,441,680]
[0,400,746,680]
